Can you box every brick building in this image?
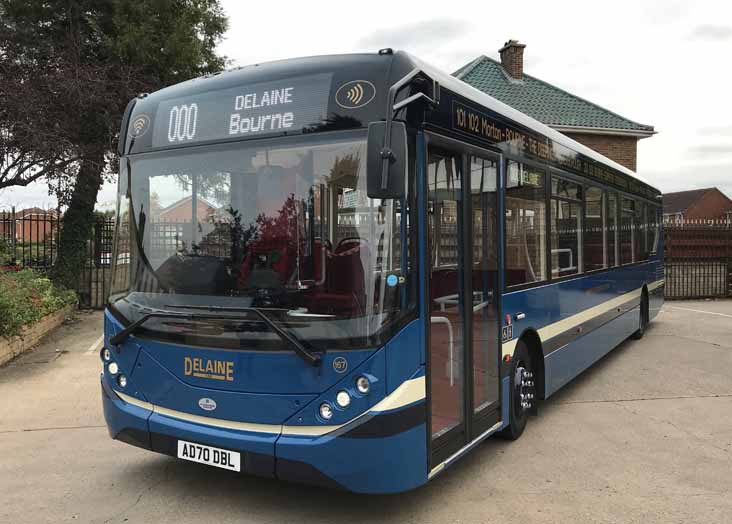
[0,208,59,243]
[156,196,217,222]
[662,187,732,223]
[454,40,655,171]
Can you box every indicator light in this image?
[319,403,333,420]
[336,390,351,408]
[117,375,127,388]
[356,376,371,394]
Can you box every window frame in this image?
[620,196,637,265]
[499,153,662,292]
[549,175,584,278]
[582,184,608,273]
[503,159,549,290]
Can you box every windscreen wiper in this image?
[109,310,322,366]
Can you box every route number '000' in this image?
[167,103,198,142]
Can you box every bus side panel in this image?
[544,306,639,396]
[503,265,648,348]
[385,320,422,395]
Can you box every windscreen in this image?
[109,132,413,350]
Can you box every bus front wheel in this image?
[499,341,535,440]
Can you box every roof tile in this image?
[453,56,654,133]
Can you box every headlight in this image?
[108,362,119,375]
[117,375,127,388]
[356,376,370,394]
[319,403,333,420]
[335,390,351,408]
[102,348,111,362]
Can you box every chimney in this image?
[499,39,526,80]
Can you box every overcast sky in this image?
[1,0,730,210]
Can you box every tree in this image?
[0,0,228,289]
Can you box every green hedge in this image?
[0,268,77,338]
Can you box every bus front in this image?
[101,53,427,493]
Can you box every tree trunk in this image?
[51,150,106,291]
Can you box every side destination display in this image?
[151,73,333,147]
[451,99,657,199]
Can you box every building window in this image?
[584,186,606,271]
[504,161,546,286]
[550,177,582,277]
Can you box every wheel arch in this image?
[641,284,650,321]
[516,328,546,401]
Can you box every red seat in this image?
[308,242,368,316]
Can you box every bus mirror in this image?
[367,121,407,199]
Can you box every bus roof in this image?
[403,52,658,192]
[122,49,658,195]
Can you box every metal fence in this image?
[0,208,114,308]
[664,219,732,299]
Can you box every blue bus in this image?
[101,50,664,493]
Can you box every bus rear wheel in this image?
[499,341,535,440]
[631,292,649,340]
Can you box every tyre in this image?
[499,340,535,440]
[631,292,649,340]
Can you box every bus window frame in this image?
[503,160,549,289]
[500,153,663,293]
[549,175,584,278]
[582,184,608,272]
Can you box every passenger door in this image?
[426,136,501,468]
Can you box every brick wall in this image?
[563,132,639,171]
[686,189,732,220]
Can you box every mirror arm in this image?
[380,68,439,190]
[393,92,435,112]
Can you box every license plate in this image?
[177,440,241,472]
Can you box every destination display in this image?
[151,73,333,147]
[451,100,657,199]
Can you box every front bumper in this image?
[101,373,428,493]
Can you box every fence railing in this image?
[1,208,114,308]
[0,208,61,268]
[664,219,732,299]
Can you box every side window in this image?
[620,198,635,264]
[550,177,582,277]
[584,186,606,271]
[504,161,547,286]
[636,200,649,261]
[607,192,618,267]
[648,204,660,254]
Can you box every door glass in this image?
[469,156,499,414]
[428,149,464,440]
